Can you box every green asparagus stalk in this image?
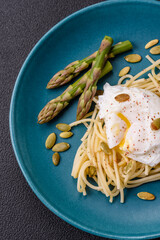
[46,40,132,89]
[46,52,97,89]
[109,40,133,58]
[76,36,113,120]
[38,61,112,124]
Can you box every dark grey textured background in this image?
[0,0,110,240]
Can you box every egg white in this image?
[98,83,160,167]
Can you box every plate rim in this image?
[9,0,160,239]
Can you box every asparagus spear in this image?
[46,52,97,89]
[76,36,113,120]
[47,40,132,89]
[38,61,112,124]
[109,40,133,58]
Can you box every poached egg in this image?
[98,83,160,167]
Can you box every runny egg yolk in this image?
[116,112,131,149]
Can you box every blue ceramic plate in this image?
[10,0,160,239]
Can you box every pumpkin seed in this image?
[119,66,131,77]
[100,142,111,155]
[56,123,71,132]
[145,39,159,49]
[52,152,60,166]
[124,54,142,63]
[150,45,160,55]
[151,118,160,130]
[89,166,96,177]
[60,131,73,138]
[45,133,56,149]
[115,93,130,102]
[52,142,70,152]
[137,192,155,200]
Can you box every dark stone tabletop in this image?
[1,0,109,239]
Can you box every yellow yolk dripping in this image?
[116,112,131,149]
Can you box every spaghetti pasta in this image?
[71,59,160,203]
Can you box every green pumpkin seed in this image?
[45,133,56,149]
[100,142,111,155]
[115,93,130,102]
[52,142,70,152]
[151,118,160,130]
[60,131,73,138]
[145,39,159,49]
[124,54,142,63]
[119,66,130,77]
[150,45,160,55]
[137,192,155,200]
[52,152,60,166]
[56,123,71,132]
